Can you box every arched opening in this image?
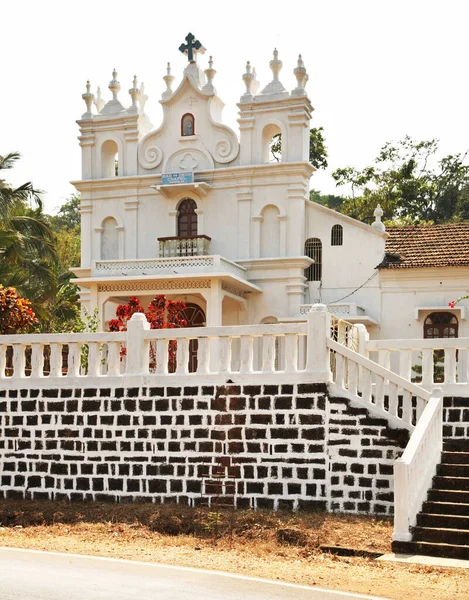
[331,224,343,246]
[177,198,198,237]
[101,140,119,178]
[181,113,195,136]
[424,312,458,339]
[260,205,280,257]
[304,238,322,281]
[101,217,119,260]
[262,123,282,163]
[183,303,205,373]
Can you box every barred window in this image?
[331,224,343,246]
[304,238,322,281]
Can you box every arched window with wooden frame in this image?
[304,238,322,281]
[177,198,198,237]
[181,113,195,136]
[424,312,459,339]
[331,224,343,246]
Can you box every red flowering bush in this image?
[108,295,187,368]
[0,285,38,334]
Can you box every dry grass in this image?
[0,500,468,600]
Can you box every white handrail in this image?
[392,389,443,541]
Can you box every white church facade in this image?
[72,35,469,344]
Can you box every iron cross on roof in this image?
[179,33,205,62]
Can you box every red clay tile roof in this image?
[380,223,469,269]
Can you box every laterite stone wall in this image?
[0,383,408,515]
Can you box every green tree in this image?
[332,136,469,224]
[270,127,329,170]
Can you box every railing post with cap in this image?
[305,303,332,382]
[125,313,151,375]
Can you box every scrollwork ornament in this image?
[138,144,163,169]
[215,137,239,163]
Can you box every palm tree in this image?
[0,152,58,315]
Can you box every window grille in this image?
[331,224,343,246]
[304,238,322,281]
[424,312,458,339]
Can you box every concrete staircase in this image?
[393,439,469,560]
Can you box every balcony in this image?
[158,235,211,258]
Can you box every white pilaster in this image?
[237,191,252,259]
[124,199,139,259]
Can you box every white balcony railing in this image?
[300,303,366,317]
[93,255,247,280]
[158,235,211,257]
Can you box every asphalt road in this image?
[0,547,390,600]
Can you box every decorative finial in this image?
[292,54,308,96]
[81,80,95,118]
[270,48,282,82]
[139,82,148,113]
[179,32,205,62]
[202,55,216,94]
[128,74,140,112]
[372,204,386,231]
[240,61,256,102]
[162,62,175,99]
[109,69,121,100]
[94,86,105,113]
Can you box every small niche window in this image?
[331,224,343,246]
[177,198,198,237]
[424,312,459,339]
[304,238,322,281]
[181,113,195,136]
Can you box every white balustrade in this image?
[393,389,443,541]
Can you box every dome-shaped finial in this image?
[292,53,309,96]
[109,69,120,100]
[240,60,256,102]
[270,48,282,82]
[202,55,217,94]
[81,80,95,118]
[372,204,386,231]
[128,74,140,113]
[162,62,175,100]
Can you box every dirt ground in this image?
[0,500,467,600]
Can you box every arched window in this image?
[424,312,459,339]
[177,198,198,237]
[260,205,280,257]
[262,123,282,163]
[331,224,343,246]
[101,140,118,178]
[181,113,195,136]
[304,238,322,281]
[101,217,119,259]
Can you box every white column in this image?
[194,208,205,236]
[125,313,151,375]
[287,183,307,256]
[305,303,332,382]
[116,226,125,259]
[252,216,263,259]
[279,214,288,257]
[237,191,252,259]
[206,280,223,373]
[80,201,93,267]
[124,199,139,258]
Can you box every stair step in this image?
[437,464,469,477]
[432,476,469,491]
[427,489,469,504]
[422,500,469,517]
[417,513,469,530]
[443,440,469,453]
[441,451,469,465]
[392,540,469,561]
[413,526,469,545]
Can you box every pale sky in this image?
[1,0,468,213]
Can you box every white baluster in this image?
[402,390,412,425]
[362,368,372,404]
[176,338,190,374]
[219,337,232,373]
[30,343,44,378]
[378,349,391,371]
[0,345,6,378]
[49,343,62,378]
[416,396,426,422]
[196,337,210,374]
[106,342,120,377]
[284,334,298,372]
[399,349,412,381]
[389,382,398,417]
[335,354,345,388]
[348,360,358,395]
[421,349,433,386]
[261,335,275,372]
[375,375,385,410]
[240,335,254,373]
[12,344,26,379]
[67,342,81,378]
[156,339,169,374]
[87,343,100,377]
[444,348,456,384]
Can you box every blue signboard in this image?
[161,172,193,185]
